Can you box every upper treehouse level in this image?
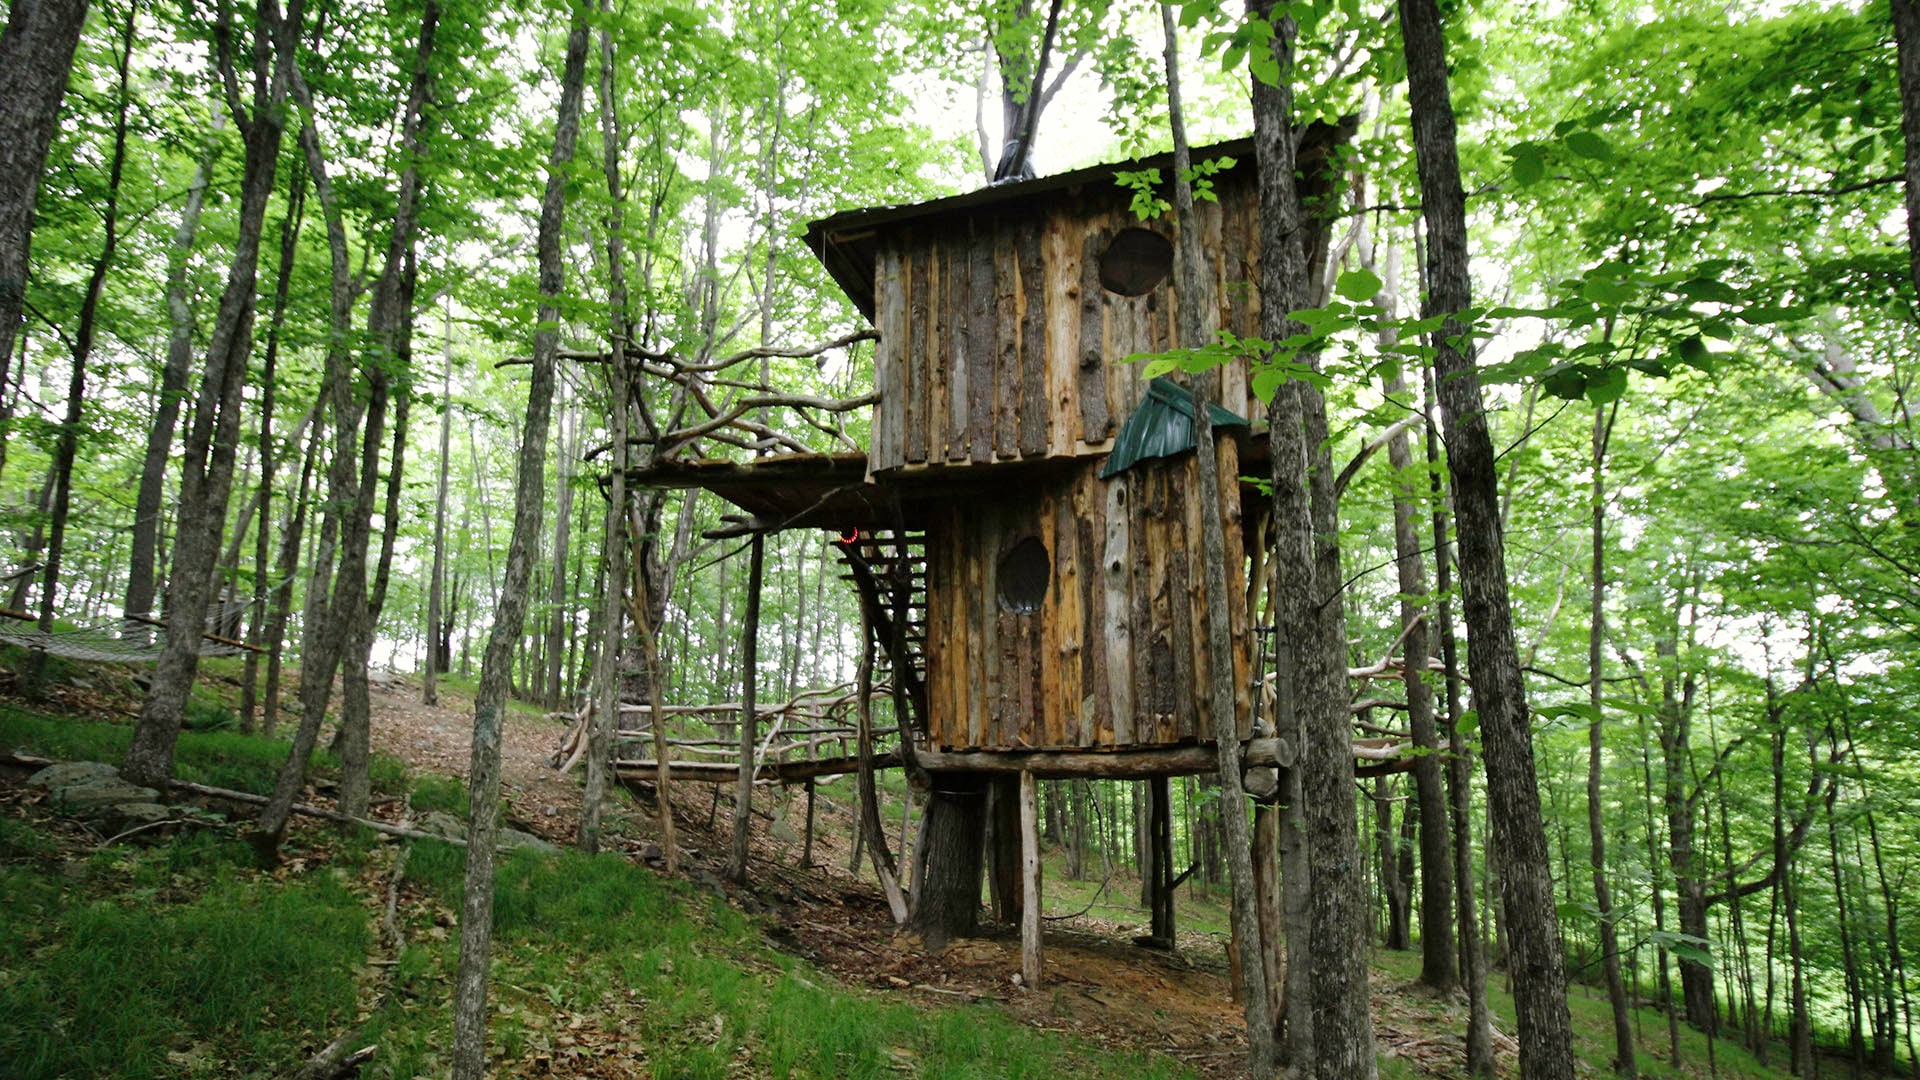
[804,128,1349,480]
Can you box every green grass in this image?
[0,829,371,1078]
[0,701,1199,1079]
[0,704,407,796]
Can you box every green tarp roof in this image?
[1098,377,1250,479]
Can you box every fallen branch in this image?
[166,779,469,847]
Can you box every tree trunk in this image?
[987,775,1022,923]
[909,770,987,951]
[579,0,629,853]
[1372,239,1455,987]
[1396,0,1574,1070]
[1149,774,1175,942]
[1376,775,1411,950]
[449,7,588,1076]
[1585,402,1636,1077]
[253,423,315,737]
[1244,6,1368,1073]
[543,390,575,708]
[727,534,765,883]
[123,0,305,788]
[32,0,135,691]
[0,0,90,396]
[240,166,306,731]
[256,5,437,843]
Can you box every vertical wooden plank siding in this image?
[1101,475,1133,747]
[904,247,928,465]
[1077,223,1111,444]
[1016,225,1048,458]
[1046,220,1079,458]
[992,223,1019,459]
[967,217,996,464]
[946,234,969,461]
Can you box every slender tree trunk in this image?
[261,425,318,738]
[424,302,453,704]
[1376,776,1411,950]
[579,1,630,853]
[240,169,305,731]
[127,109,227,635]
[1587,403,1635,1077]
[1826,769,1867,1077]
[1246,6,1370,1073]
[1636,693,1684,1066]
[123,0,305,788]
[543,390,574,708]
[1375,237,1454,987]
[1396,0,1573,1070]
[256,5,437,844]
[0,0,90,394]
[32,0,135,690]
[450,8,589,1076]
[855,601,907,922]
[728,535,765,883]
[1165,10,1282,1070]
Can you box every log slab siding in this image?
[924,453,1250,753]
[865,169,1264,477]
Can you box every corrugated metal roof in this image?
[1099,377,1249,479]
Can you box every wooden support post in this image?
[1151,774,1176,943]
[988,775,1021,922]
[800,777,816,868]
[1020,769,1042,989]
[1255,800,1285,1043]
[727,534,765,884]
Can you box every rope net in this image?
[0,603,252,665]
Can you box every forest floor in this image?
[0,654,1808,1079]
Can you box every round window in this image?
[1098,228,1174,296]
[996,537,1050,616]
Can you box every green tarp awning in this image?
[1098,377,1250,479]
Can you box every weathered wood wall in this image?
[923,449,1251,752]
[867,168,1263,476]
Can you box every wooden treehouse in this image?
[627,130,1364,982]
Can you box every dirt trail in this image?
[363,675,585,843]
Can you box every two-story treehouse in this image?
[630,128,1354,981]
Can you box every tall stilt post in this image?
[1020,769,1042,989]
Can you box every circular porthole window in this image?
[996,537,1050,616]
[1098,228,1174,296]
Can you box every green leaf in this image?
[1541,365,1587,401]
[1335,267,1383,302]
[1586,364,1629,404]
[1511,145,1546,187]
[1564,130,1614,161]
[1676,334,1710,371]
[1581,275,1636,306]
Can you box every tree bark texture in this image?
[33,0,135,687]
[0,0,90,378]
[1247,6,1373,1074]
[1162,7,1281,1071]
[449,9,589,1077]
[1381,371,1454,983]
[1395,0,1575,1072]
[909,770,986,951]
[123,0,305,788]
[1588,403,1635,1077]
[578,6,629,850]
[727,534,765,883]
